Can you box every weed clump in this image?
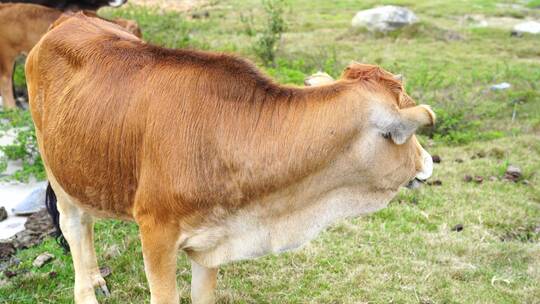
[252,0,287,66]
[422,107,503,145]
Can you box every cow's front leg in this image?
[190,259,218,304]
[137,217,180,304]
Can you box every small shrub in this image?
[424,107,475,144]
[304,46,340,77]
[253,0,287,66]
[422,107,504,145]
[240,11,256,36]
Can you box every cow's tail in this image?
[45,183,70,252]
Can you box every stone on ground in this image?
[12,186,47,216]
[351,5,418,32]
[512,21,540,35]
[490,82,511,91]
[32,252,54,268]
[504,165,522,182]
[0,181,47,240]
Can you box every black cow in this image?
[0,0,127,10]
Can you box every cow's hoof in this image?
[93,276,110,297]
[95,283,110,297]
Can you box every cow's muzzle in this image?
[406,147,433,189]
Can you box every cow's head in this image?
[338,63,435,191]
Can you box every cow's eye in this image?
[382,132,391,139]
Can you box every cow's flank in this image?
[27,13,434,304]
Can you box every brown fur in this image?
[0,3,141,109]
[342,62,417,109]
[26,13,434,303]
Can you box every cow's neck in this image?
[210,84,362,206]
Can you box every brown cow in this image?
[0,3,140,109]
[26,13,435,304]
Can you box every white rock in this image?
[513,21,540,34]
[351,5,418,32]
[12,186,47,216]
[490,82,511,91]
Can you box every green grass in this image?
[1,0,540,303]
[527,0,540,8]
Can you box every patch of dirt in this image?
[0,243,16,261]
[129,0,208,12]
[0,210,54,263]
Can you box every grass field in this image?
[1,0,539,303]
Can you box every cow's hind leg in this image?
[137,216,181,304]
[53,189,107,303]
[190,259,218,304]
[84,220,110,298]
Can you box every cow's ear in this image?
[377,105,435,145]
